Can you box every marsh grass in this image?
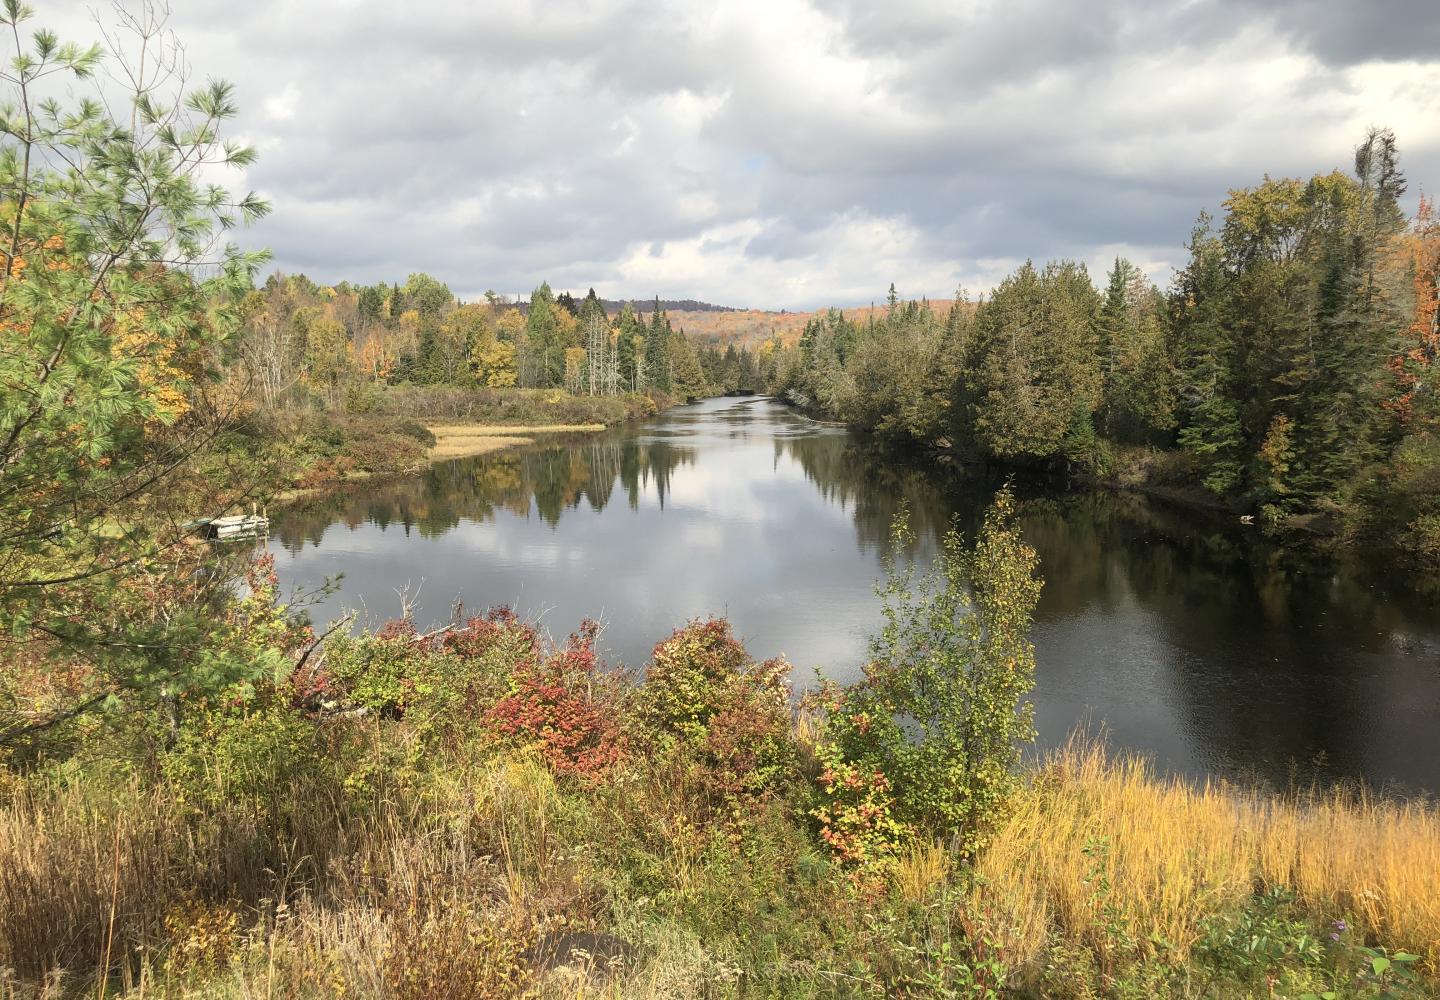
[424,424,607,462]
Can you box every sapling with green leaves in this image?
[815,486,1042,862]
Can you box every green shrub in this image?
[817,486,1042,861]
[642,619,799,810]
[342,380,383,413]
[161,687,317,815]
[1195,887,1324,991]
[320,620,434,717]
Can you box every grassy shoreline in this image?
[3,614,1434,999]
[250,388,672,505]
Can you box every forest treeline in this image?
[268,127,1440,560]
[764,130,1440,561]
[240,275,765,407]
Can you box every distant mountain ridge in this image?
[603,298,741,313]
[506,294,947,349]
[510,296,746,314]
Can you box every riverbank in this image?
[809,396,1372,554]
[268,424,609,506]
[249,387,671,504]
[425,422,606,461]
[3,613,1434,998]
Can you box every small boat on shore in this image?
[188,505,269,542]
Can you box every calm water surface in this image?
[269,397,1440,792]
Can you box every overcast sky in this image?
[46,0,1440,308]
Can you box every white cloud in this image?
[263,83,301,122]
[29,0,1440,307]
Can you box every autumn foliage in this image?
[642,619,797,812]
[1387,195,1440,427]
[484,619,626,779]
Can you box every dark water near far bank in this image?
[269,397,1440,794]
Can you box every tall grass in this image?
[975,738,1440,974]
[0,755,570,997]
[3,737,1436,997]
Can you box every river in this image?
[269,396,1440,793]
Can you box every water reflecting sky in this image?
[270,397,1440,793]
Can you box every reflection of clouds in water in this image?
[463,523,565,568]
[271,399,878,661]
[270,397,1440,793]
[665,443,775,515]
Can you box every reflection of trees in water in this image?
[1015,491,1440,789]
[1019,490,1426,649]
[775,433,985,557]
[781,432,1440,789]
[271,434,696,551]
[270,414,1440,791]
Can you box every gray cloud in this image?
[1216,0,1440,67]
[37,0,1440,307]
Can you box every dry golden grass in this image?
[0,782,191,979]
[426,423,607,436]
[425,424,607,461]
[0,756,592,998]
[5,735,1437,997]
[973,739,1440,971]
[895,840,951,904]
[427,434,533,460]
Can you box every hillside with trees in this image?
[239,279,715,402]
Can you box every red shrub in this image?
[483,620,623,780]
[441,607,539,660]
[376,617,418,643]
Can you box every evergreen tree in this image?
[963,261,1102,465]
[616,303,642,391]
[1097,259,1174,442]
[358,284,386,325]
[669,328,706,396]
[526,282,563,387]
[409,326,434,384]
[0,2,273,735]
[1172,216,1246,493]
[645,297,672,392]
